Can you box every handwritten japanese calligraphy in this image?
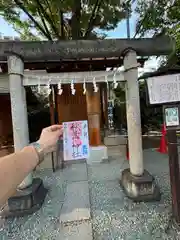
[63,120,89,161]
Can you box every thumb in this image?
[55,128,63,138]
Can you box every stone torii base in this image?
[0,178,48,218]
[120,169,161,201]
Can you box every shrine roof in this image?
[0,56,147,73]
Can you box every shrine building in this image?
[0,36,174,206]
[0,36,147,164]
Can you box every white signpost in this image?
[146,74,180,104]
[63,120,89,161]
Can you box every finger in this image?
[52,126,63,138]
[56,128,63,138]
[50,125,62,132]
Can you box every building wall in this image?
[56,83,88,123]
[0,94,13,144]
[0,74,9,94]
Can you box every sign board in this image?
[63,120,89,161]
[146,74,180,104]
[165,107,179,127]
[163,105,180,130]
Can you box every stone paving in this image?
[0,150,180,239]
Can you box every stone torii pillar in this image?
[0,55,47,218]
[120,49,160,201]
[8,55,33,189]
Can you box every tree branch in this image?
[134,0,157,38]
[36,8,52,39]
[60,10,65,39]
[84,0,102,39]
[13,0,52,40]
[44,0,62,39]
[71,0,81,39]
[34,0,61,39]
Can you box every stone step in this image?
[62,162,88,182]
[87,145,108,164]
[58,222,93,240]
[60,181,90,223]
[104,135,127,146]
[108,145,126,157]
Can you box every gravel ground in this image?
[0,169,67,240]
[88,150,180,240]
[1,149,180,240]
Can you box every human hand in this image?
[37,125,63,155]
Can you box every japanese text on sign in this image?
[146,74,180,104]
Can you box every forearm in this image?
[0,146,39,206]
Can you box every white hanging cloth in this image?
[83,78,86,95]
[93,77,98,92]
[113,72,118,89]
[71,79,76,95]
[105,75,109,90]
[47,81,51,95]
[38,82,41,94]
[58,80,63,95]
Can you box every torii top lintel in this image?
[0,36,175,62]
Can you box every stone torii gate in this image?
[0,36,174,217]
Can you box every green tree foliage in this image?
[0,0,130,40]
[135,0,180,65]
[114,81,163,132]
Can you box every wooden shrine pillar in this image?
[86,84,101,146]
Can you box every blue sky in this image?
[0,15,136,38]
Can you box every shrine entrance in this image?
[57,84,88,124]
[0,36,174,217]
[56,83,103,146]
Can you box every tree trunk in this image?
[71,0,81,39]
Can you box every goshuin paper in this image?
[63,120,89,161]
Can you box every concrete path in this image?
[60,181,90,223]
[59,162,92,240]
[58,222,92,240]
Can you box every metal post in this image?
[126,7,130,39]
[167,129,180,224]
